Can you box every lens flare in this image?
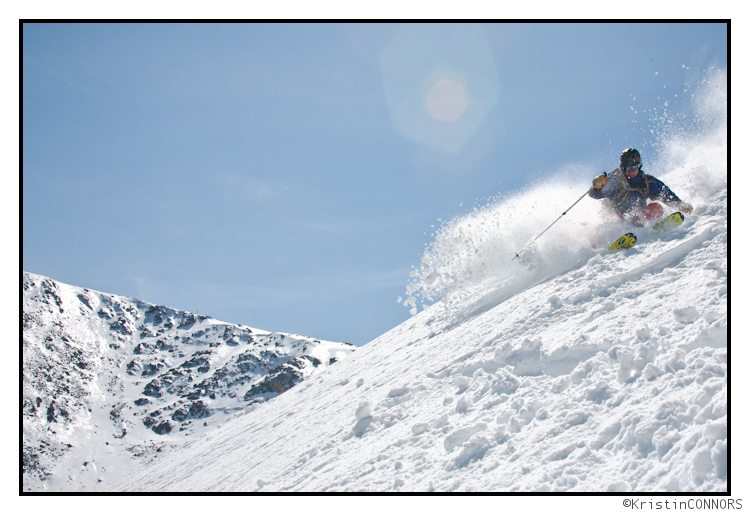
[379,24,500,155]
[426,79,469,122]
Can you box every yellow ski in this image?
[606,212,685,252]
[607,232,637,251]
[652,212,685,232]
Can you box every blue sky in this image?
[22,23,727,345]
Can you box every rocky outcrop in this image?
[22,271,357,491]
[244,356,323,402]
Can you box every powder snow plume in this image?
[404,68,727,317]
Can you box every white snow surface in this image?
[109,71,728,492]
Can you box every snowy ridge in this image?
[22,272,355,492]
[110,71,727,493]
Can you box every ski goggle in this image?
[624,164,641,173]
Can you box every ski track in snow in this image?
[114,182,727,492]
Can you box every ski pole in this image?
[512,190,589,261]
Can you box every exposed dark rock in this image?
[24,397,37,416]
[77,293,94,310]
[152,420,172,435]
[126,359,142,375]
[143,380,161,397]
[189,400,211,419]
[178,313,197,329]
[23,447,41,474]
[182,351,211,371]
[141,363,164,377]
[184,389,202,400]
[155,339,174,351]
[133,342,155,355]
[109,402,127,423]
[46,401,69,423]
[46,402,56,423]
[110,317,133,335]
[41,279,64,312]
[243,356,320,401]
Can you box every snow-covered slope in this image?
[22,273,356,492]
[112,73,728,492]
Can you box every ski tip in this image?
[668,212,685,223]
[653,212,685,232]
[607,232,637,251]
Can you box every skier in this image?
[589,148,693,226]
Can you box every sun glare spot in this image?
[426,79,469,122]
[379,24,500,155]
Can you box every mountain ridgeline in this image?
[22,271,356,491]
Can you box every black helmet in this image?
[620,148,641,170]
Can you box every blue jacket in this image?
[589,168,682,217]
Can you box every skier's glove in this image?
[592,174,607,190]
[678,202,693,215]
